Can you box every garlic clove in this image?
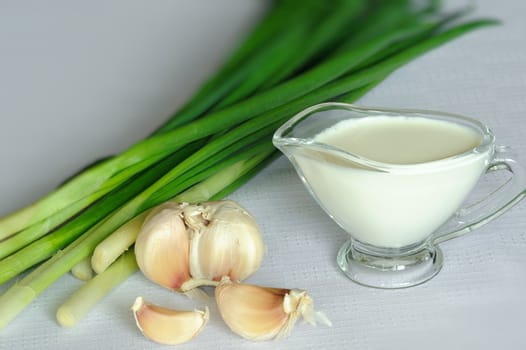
[215,277,331,341]
[132,296,209,345]
[134,202,191,291]
[185,200,265,283]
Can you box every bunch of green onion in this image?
[0,0,497,330]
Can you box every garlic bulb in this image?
[134,200,264,293]
[184,200,265,282]
[132,296,209,345]
[215,277,331,341]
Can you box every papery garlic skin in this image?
[132,296,209,345]
[215,277,331,341]
[134,203,191,291]
[185,200,264,283]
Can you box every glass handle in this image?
[433,146,526,245]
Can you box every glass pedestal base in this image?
[336,239,443,289]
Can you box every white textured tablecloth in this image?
[1,1,525,349]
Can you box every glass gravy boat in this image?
[273,102,526,289]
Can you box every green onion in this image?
[56,249,138,328]
[70,257,95,282]
[90,214,146,274]
[261,0,368,88]
[0,141,203,281]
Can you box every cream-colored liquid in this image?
[295,116,489,248]
[315,116,482,164]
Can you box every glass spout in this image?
[272,103,388,172]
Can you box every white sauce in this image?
[294,116,489,248]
